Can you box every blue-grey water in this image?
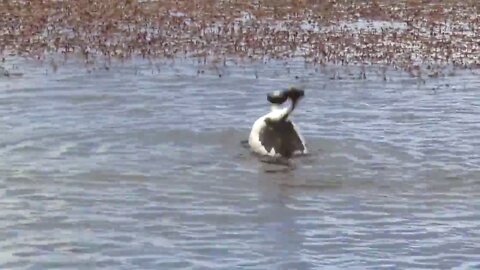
[1,57,480,269]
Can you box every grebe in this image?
[248,87,307,158]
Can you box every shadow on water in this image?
[239,139,297,172]
[238,136,364,193]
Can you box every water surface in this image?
[1,58,479,269]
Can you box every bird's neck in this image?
[270,104,281,111]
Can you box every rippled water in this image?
[1,57,480,269]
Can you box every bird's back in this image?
[259,118,305,158]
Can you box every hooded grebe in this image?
[248,87,307,158]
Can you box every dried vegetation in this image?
[1,0,479,75]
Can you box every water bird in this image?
[248,87,308,159]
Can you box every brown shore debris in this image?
[1,0,479,75]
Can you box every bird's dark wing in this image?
[259,119,305,158]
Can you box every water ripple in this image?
[1,58,479,269]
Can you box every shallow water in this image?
[1,57,480,269]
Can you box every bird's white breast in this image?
[248,106,306,157]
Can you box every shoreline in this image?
[1,0,479,76]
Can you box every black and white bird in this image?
[248,87,308,158]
